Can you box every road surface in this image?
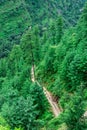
[31,66,61,117]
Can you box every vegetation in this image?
[0,0,87,130]
[0,0,86,58]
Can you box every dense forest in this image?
[0,0,86,58]
[0,0,87,130]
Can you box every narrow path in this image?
[84,111,87,117]
[31,66,61,117]
[31,65,35,82]
[31,66,87,118]
[37,81,61,117]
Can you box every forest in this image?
[0,0,87,130]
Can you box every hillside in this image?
[26,0,86,26]
[0,0,86,58]
[0,0,31,58]
[0,1,87,130]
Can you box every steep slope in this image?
[26,0,86,26]
[0,0,31,58]
[37,3,87,129]
[31,65,61,117]
[0,1,87,130]
[0,0,86,58]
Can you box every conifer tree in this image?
[55,16,63,44]
[21,29,34,65]
[49,21,56,45]
[32,25,40,64]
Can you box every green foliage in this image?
[1,96,38,130]
[62,91,86,130]
[0,1,87,130]
[30,83,46,115]
[0,115,10,130]
[0,0,86,58]
[0,126,10,130]
[20,27,40,65]
[0,40,49,129]
[37,2,87,129]
[14,127,23,130]
[55,16,63,44]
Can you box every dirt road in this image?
[31,66,87,118]
[31,66,61,117]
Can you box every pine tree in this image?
[49,21,56,45]
[21,29,34,65]
[32,25,40,64]
[55,16,63,44]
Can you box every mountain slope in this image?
[0,0,86,58]
[0,0,31,58]
[26,0,86,26]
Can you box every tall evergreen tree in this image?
[55,16,63,44]
[32,25,40,64]
[49,21,56,45]
[21,29,34,65]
